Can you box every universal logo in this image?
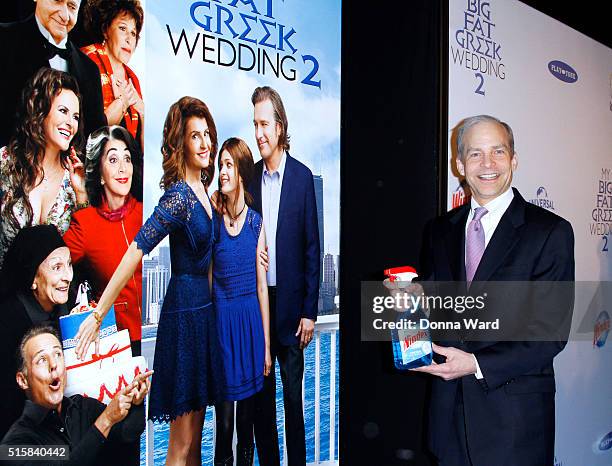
[529,186,555,211]
[598,431,612,451]
[548,60,578,84]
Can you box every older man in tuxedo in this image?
[0,0,105,146]
[415,115,574,466]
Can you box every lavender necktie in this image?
[466,207,488,283]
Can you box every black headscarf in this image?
[1,225,67,296]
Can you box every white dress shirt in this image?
[261,152,287,286]
[464,187,514,379]
[35,15,69,72]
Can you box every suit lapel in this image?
[23,16,50,69]
[445,206,469,282]
[251,161,263,215]
[67,41,80,76]
[472,188,526,283]
[276,152,293,236]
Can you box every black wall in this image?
[340,2,443,464]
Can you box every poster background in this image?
[140,1,341,464]
[447,1,612,464]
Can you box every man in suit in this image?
[415,115,574,466]
[0,0,105,146]
[249,86,320,466]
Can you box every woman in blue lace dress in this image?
[212,138,271,466]
[73,96,224,465]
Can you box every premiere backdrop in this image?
[139,1,341,465]
[447,0,612,464]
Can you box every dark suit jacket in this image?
[0,293,67,440]
[0,15,106,147]
[249,153,320,346]
[419,188,575,466]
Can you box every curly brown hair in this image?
[2,68,83,230]
[215,138,255,216]
[84,0,144,44]
[160,97,218,190]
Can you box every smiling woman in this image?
[62,126,143,354]
[0,225,74,439]
[81,0,145,149]
[71,97,224,466]
[0,68,87,270]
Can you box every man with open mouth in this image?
[1,326,152,466]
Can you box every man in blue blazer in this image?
[0,0,106,146]
[415,115,574,466]
[248,86,320,466]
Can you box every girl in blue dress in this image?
[212,137,271,466]
[74,97,225,465]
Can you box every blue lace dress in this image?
[135,180,224,421]
[213,208,265,400]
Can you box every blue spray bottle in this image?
[384,266,433,370]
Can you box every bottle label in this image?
[398,328,432,364]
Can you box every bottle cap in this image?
[384,266,418,282]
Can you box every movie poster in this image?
[0,0,339,465]
[140,1,341,464]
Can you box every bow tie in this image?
[45,41,71,61]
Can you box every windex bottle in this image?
[384,266,433,370]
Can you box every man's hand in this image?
[259,246,269,272]
[95,384,135,438]
[295,317,315,349]
[129,370,153,406]
[411,343,477,381]
[383,280,424,313]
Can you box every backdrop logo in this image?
[529,186,555,211]
[554,457,563,466]
[590,168,611,240]
[451,0,506,97]
[548,60,578,83]
[594,311,610,348]
[452,182,469,209]
[598,431,612,451]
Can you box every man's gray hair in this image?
[456,115,515,161]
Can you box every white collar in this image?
[263,151,287,184]
[35,14,69,48]
[470,187,514,218]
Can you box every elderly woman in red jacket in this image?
[81,0,145,150]
[63,125,143,355]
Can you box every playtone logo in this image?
[548,60,578,83]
